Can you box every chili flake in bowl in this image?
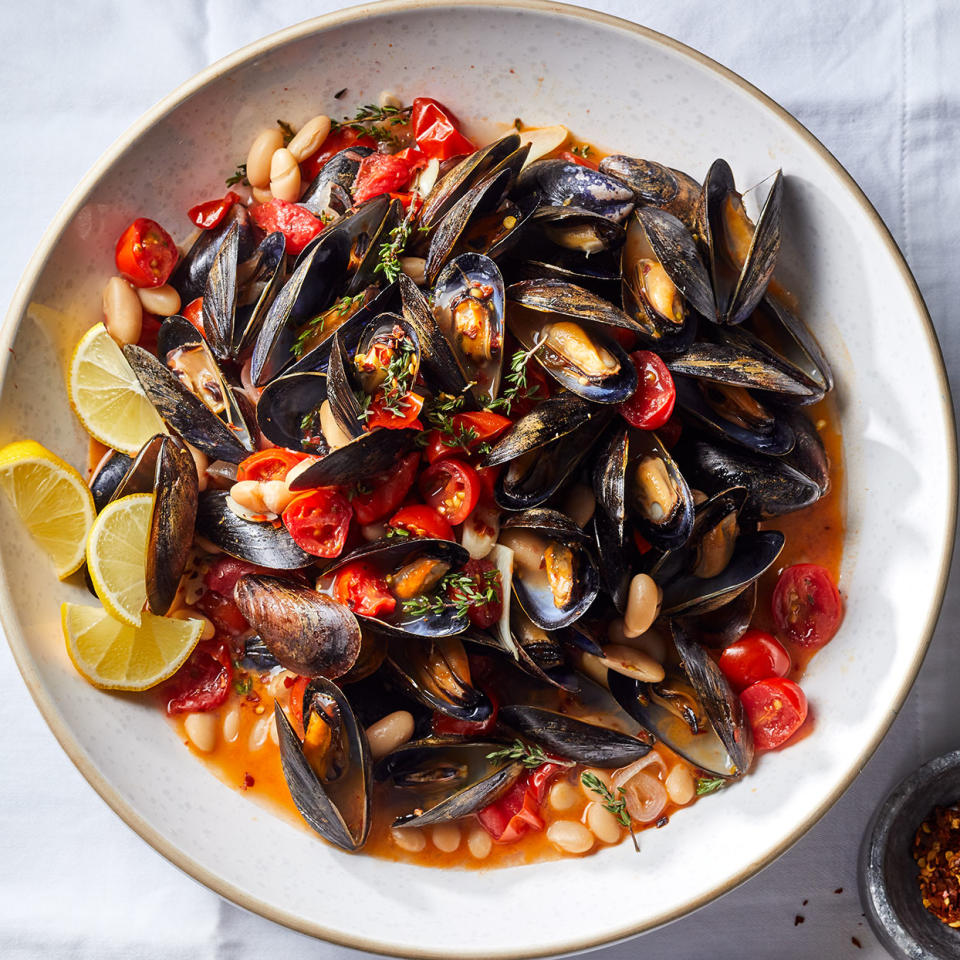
[913,804,960,927]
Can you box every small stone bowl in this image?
[859,750,960,959]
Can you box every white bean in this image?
[584,801,622,844]
[665,764,695,806]
[399,257,426,284]
[319,399,352,450]
[598,643,665,683]
[230,480,268,514]
[184,711,218,752]
[260,479,296,515]
[467,827,493,860]
[431,823,461,852]
[269,147,301,202]
[579,767,614,801]
[268,714,279,746]
[546,820,594,854]
[246,128,284,188]
[361,522,387,541]
[102,276,143,346]
[222,703,241,743]
[251,185,274,204]
[549,780,579,811]
[287,115,331,162]
[366,710,415,760]
[497,529,545,573]
[379,90,404,109]
[136,283,181,317]
[562,483,595,528]
[248,714,272,751]
[391,827,426,852]
[624,573,661,637]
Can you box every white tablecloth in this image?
[1,2,958,958]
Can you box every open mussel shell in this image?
[530,205,625,256]
[289,427,419,489]
[275,678,371,851]
[387,636,493,721]
[432,253,505,404]
[687,439,821,520]
[695,159,783,325]
[499,705,650,767]
[505,606,580,693]
[592,506,632,613]
[123,342,254,463]
[234,574,361,679]
[299,144,374,217]
[598,155,702,229]
[781,407,830,494]
[677,581,757,648]
[324,537,471,639]
[256,371,329,453]
[169,203,260,305]
[346,198,404,296]
[593,425,629,542]
[512,245,622,289]
[195,490,314,568]
[201,220,240,360]
[674,374,795,456]
[507,278,640,333]
[375,738,522,828]
[501,509,599,630]
[623,429,695,551]
[89,450,134,511]
[515,159,634,222]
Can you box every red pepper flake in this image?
[913,803,960,927]
[851,937,861,949]
[802,899,808,906]
[834,887,843,894]
[241,773,255,790]
[794,915,804,926]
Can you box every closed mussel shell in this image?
[288,427,419,489]
[598,155,702,229]
[256,371,330,453]
[530,204,626,256]
[201,219,240,361]
[515,159,635,222]
[299,144,374,217]
[89,450,133,512]
[498,705,650,767]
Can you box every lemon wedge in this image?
[68,322,165,455]
[62,602,202,690]
[0,439,96,579]
[86,492,153,626]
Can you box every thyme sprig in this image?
[356,333,418,422]
[695,776,726,797]
[292,294,366,358]
[331,103,412,147]
[225,162,248,187]
[374,212,416,283]
[485,341,545,414]
[401,568,501,621]
[581,771,640,853]
[487,740,575,770]
[570,143,592,158]
[277,119,296,145]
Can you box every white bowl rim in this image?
[0,1,955,956]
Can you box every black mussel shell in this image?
[678,581,757,649]
[593,425,629,542]
[515,159,634,222]
[275,678,371,850]
[234,574,361,679]
[499,705,650,767]
[375,738,522,827]
[511,246,622,289]
[89,450,133,512]
[507,278,640,332]
[687,439,821,520]
[598,155,701,229]
[346,198,403,296]
[753,295,833,395]
[288,427,419,489]
[195,490,314,568]
[592,503,632,614]
[256,371,329,453]
[201,219,240,361]
[233,231,287,355]
[781,407,830,494]
[242,635,280,670]
[530,205,626,255]
[299,144,374,217]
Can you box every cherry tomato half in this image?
[740,677,808,751]
[619,350,676,430]
[282,488,353,558]
[388,505,454,541]
[236,448,307,483]
[188,191,241,230]
[365,390,425,430]
[196,591,250,638]
[423,411,512,464]
[411,97,476,161]
[418,459,480,525]
[249,199,324,255]
[163,639,232,715]
[772,563,843,648]
[115,217,178,288]
[287,675,309,738]
[448,557,502,629]
[299,128,376,182]
[183,297,204,334]
[719,629,791,692]
[333,561,396,618]
[352,152,426,204]
[477,774,544,843]
[351,452,421,525]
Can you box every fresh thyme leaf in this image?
[485,342,545,414]
[385,525,410,539]
[401,568,502,621]
[486,739,575,770]
[233,673,253,695]
[333,87,347,99]
[695,776,726,796]
[277,119,296,145]
[225,162,248,187]
[330,103,412,147]
[373,212,416,283]
[441,423,478,451]
[581,771,640,852]
[292,294,365,358]
[570,143,592,158]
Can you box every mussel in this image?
[515,159,635,222]
[598,155,702,230]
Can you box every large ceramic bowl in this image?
[0,2,954,957]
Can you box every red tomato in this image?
[333,561,396,618]
[411,97,476,161]
[418,459,480,525]
[287,675,309,738]
[196,591,250,638]
[423,411,512,464]
[183,297,204,333]
[388,505,454,540]
[299,128,376,182]
[432,684,499,737]
[657,414,683,448]
[352,152,425,204]
[188,191,241,230]
[527,762,567,802]
[447,557,502,629]
[772,563,843,648]
[164,640,232,714]
[619,350,676,430]
[115,218,178,288]
[475,466,500,503]
[508,360,551,418]
[282,488,353,558]
[632,529,653,554]
[477,775,544,843]
[136,313,163,354]
[236,448,307,483]
[719,629,791,692]
[740,677,808,750]
[365,390,425,430]
[559,150,599,170]
[351,452,421,525]
[204,556,272,598]
[249,199,324,255]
